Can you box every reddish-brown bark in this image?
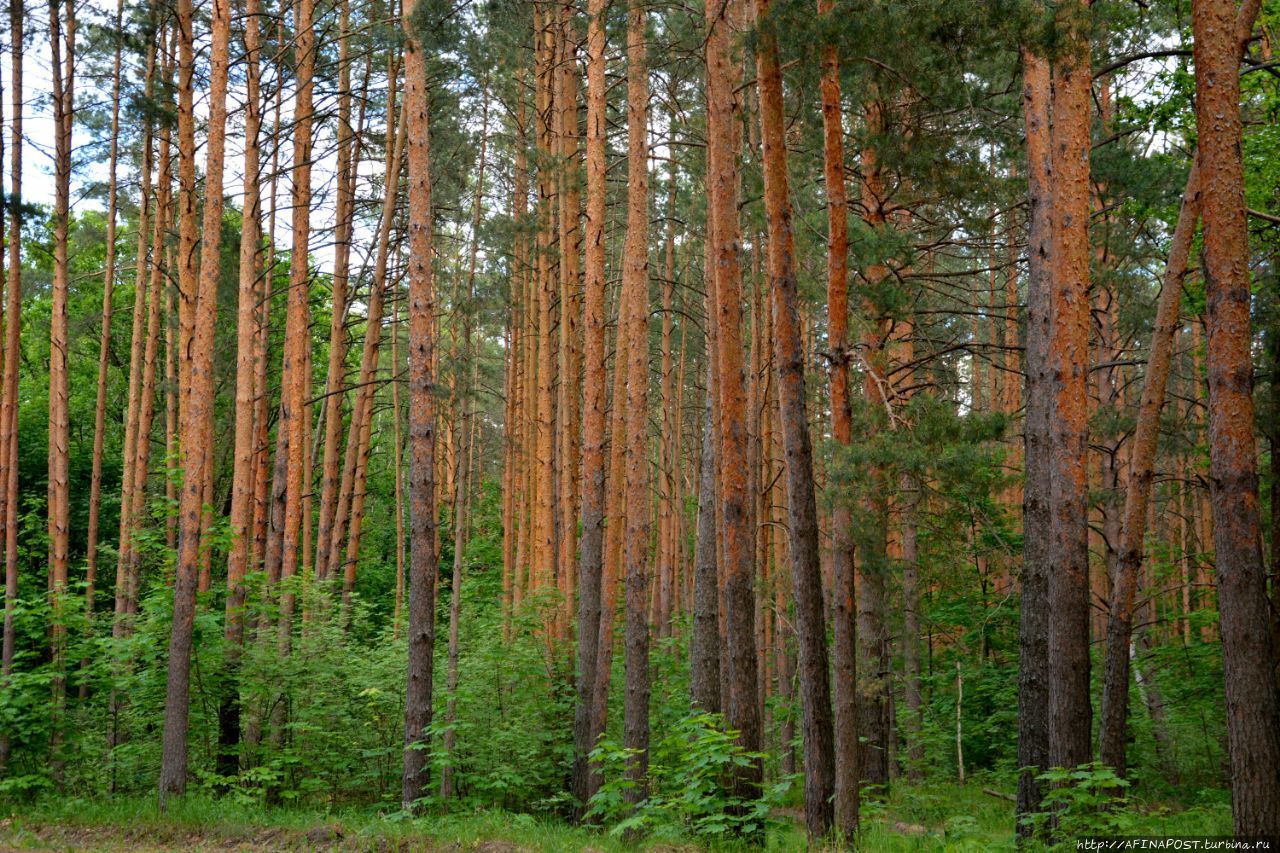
[401,0,439,810]
[818,0,857,832]
[1016,44,1052,835]
[572,0,609,807]
[159,0,232,797]
[620,0,651,803]
[1045,2,1093,774]
[756,0,834,835]
[1193,0,1280,833]
[705,0,761,796]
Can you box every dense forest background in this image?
[0,0,1279,847]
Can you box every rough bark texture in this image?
[690,374,721,714]
[1016,44,1052,837]
[401,1,439,811]
[315,0,358,584]
[1045,3,1092,774]
[1192,0,1280,834]
[818,0,857,832]
[159,0,231,798]
[0,0,21,772]
[219,0,264,777]
[756,0,833,836]
[85,2,125,653]
[572,0,608,808]
[857,100,891,788]
[47,0,74,773]
[620,0,651,804]
[705,0,762,797]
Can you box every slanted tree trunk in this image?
[401,0,439,810]
[314,0,359,583]
[329,74,404,605]
[755,0,833,835]
[158,0,232,799]
[1192,0,1280,833]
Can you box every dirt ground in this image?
[0,820,541,852]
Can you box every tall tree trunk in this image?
[0,0,21,772]
[818,0,857,832]
[1045,1,1093,774]
[392,304,406,638]
[315,0,359,583]
[705,0,761,797]
[1193,0,1280,833]
[274,0,317,664]
[113,29,160,655]
[329,76,404,604]
[84,0,126,679]
[441,90,489,802]
[158,0,232,798]
[857,99,891,788]
[556,5,582,645]
[572,0,608,807]
[620,0,651,804]
[755,0,833,835]
[901,475,924,781]
[1098,0,1256,759]
[219,0,265,778]
[690,372,721,713]
[46,0,75,779]
[531,3,557,612]
[1016,43,1053,836]
[401,0,439,810]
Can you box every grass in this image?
[0,779,1235,851]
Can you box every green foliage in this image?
[1025,763,1134,840]
[587,711,790,842]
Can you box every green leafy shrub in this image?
[587,711,790,841]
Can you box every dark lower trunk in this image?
[901,477,923,782]
[857,504,890,787]
[690,385,721,713]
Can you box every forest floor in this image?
[0,780,1222,851]
[0,784,1007,851]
